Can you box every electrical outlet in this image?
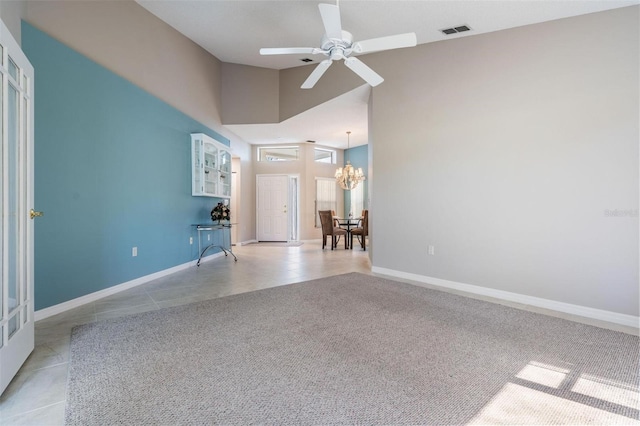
[428,245,435,255]
[189,237,193,245]
[132,247,138,257]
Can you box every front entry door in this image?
[0,20,36,395]
[257,175,288,241]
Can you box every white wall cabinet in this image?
[191,133,231,198]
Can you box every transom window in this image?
[258,146,299,162]
[314,148,336,164]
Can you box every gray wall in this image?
[369,7,638,317]
[280,61,361,122]
[0,0,26,44]
[221,63,280,125]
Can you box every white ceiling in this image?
[136,0,638,149]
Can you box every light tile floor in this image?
[1,240,372,425]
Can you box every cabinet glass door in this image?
[203,143,218,195]
[219,150,231,197]
[191,133,231,198]
[192,140,202,194]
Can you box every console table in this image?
[192,223,237,266]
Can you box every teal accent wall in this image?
[23,22,229,310]
[344,145,368,216]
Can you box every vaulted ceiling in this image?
[136,1,638,148]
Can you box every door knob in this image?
[30,209,44,219]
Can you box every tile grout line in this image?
[21,360,69,375]
[145,287,162,310]
[3,400,66,421]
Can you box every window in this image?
[350,184,364,217]
[257,146,299,162]
[315,177,337,227]
[314,148,336,164]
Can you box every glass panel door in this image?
[0,19,35,395]
[7,77,19,339]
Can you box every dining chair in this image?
[319,210,347,250]
[331,209,340,228]
[332,209,352,233]
[350,209,368,250]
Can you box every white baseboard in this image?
[371,266,640,330]
[35,252,225,322]
[238,239,258,246]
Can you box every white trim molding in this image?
[372,266,640,330]
[35,252,225,321]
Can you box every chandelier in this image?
[335,131,365,190]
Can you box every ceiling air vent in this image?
[441,25,471,35]
[300,58,313,63]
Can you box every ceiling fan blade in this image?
[301,59,332,89]
[352,33,417,54]
[318,3,342,40]
[260,47,318,55]
[344,57,384,87]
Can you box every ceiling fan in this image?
[260,3,417,89]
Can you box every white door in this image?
[257,175,288,241]
[0,20,35,395]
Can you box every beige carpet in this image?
[65,273,639,425]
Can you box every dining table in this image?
[333,216,362,249]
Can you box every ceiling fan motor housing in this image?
[321,31,353,60]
